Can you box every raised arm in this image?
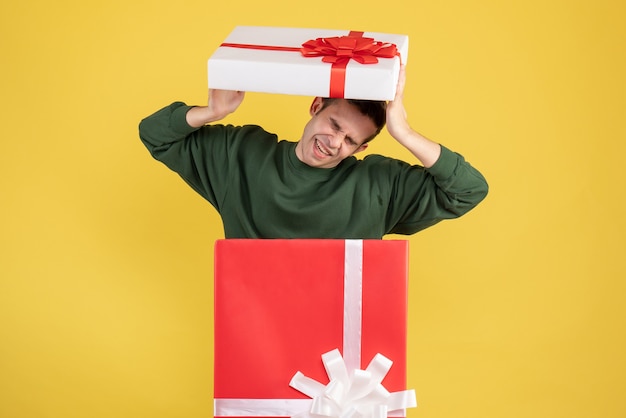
[186,89,245,127]
[385,65,441,168]
[139,89,245,151]
[384,65,488,233]
[138,89,245,207]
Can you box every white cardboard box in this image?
[208,26,409,101]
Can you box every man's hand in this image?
[186,89,245,128]
[386,65,411,141]
[386,65,441,168]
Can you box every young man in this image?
[139,67,488,239]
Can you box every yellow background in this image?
[1,0,624,417]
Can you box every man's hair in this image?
[320,98,387,143]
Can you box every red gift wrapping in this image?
[214,239,410,417]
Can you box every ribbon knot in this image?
[301,35,399,65]
[298,32,399,98]
[289,349,417,418]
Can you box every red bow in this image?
[300,35,399,64]
[300,32,399,98]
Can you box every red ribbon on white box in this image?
[214,240,417,418]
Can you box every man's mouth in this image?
[315,138,332,156]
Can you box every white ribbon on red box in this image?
[214,240,417,418]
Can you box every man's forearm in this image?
[186,89,246,128]
[394,127,442,168]
[186,106,220,128]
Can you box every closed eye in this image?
[330,117,357,146]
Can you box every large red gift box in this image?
[213,239,414,418]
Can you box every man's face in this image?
[295,98,377,169]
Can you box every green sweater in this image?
[139,102,488,239]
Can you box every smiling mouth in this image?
[315,138,332,157]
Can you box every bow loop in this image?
[289,349,416,418]
[300,35,399,65]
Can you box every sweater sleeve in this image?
[387,145,489,235]
[138,101,233,209]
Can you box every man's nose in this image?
[328,133,344,149]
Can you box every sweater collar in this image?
[286,142,355,179]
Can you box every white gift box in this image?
[208,26,409,101]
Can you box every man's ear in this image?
[309,97,323,116]
[355,142,369,153]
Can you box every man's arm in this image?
[186,89,245,127]
[139,89,246,152]
[385,65,441,168]
[384,65,488,231]
[137,89,245,207]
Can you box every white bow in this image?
[289,349,417,418]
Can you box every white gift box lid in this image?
[208,26,409,101]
